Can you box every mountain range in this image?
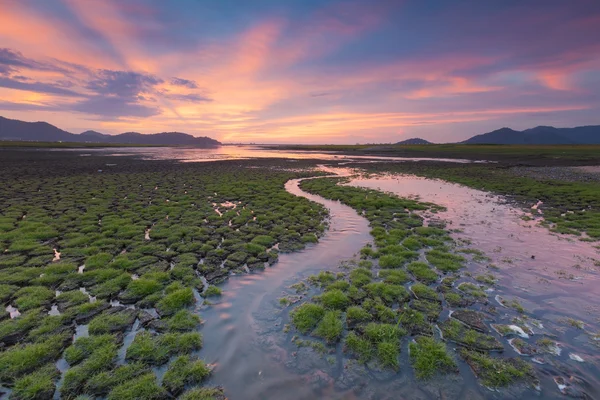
[1,116,599,146]
[0,116,221,147]
[461,126,600,145]
[394,126,600,145]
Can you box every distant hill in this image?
[396,138,432,145]
[0,116,221,147]
[463,125,600,144]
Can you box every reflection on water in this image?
[51,145,475,163]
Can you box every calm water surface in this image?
[51,145,475,163]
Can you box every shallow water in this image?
[347,172,600,399]
[48,145,475,163]
[199,178,371,399]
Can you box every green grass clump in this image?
[443,291,467,307]
[107,373,167,400]
[378,269,410,284]
[349,268,372,287]
[407,262,438,284]
[13,286,55,311]
[377,341,400,370]
[426,250,465,272]
[319,289,349,310]
[308,271,336,286]
[179,387,226,400]
[10,364,60,399]
[204,285,222,296]
[398,309,431,335]
[313,311,344,342]
[0,334,68,382]
[460,349,536,387]
[410,283,439,301]
[27,314,72,340]
[346,306,372,324]
[378,254,408,268]
[64,335,116,365]
[165,310,201,331]
[409,336,456,379]
[56,290,89,309]
[0,283,18,302]
[0,308,43,343]
[85,252,113,270]
[62,343,118,397]
[88,310,136,334]
[364,322,406,343]
[290,303,325,334]
[85,362,149,396]
[125,278,163,298]
[126,331,203,365]
[156,288,194,316]
[325,280,350,291]
[440,319,502,351]
[401,236,424,251]
[345,331,374,361]
[162,355,211,395]
[458,283,487,298]
[365,282,410,305]
[251,235,276,247]
[475,274,496,285]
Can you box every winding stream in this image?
[199,178,370,399]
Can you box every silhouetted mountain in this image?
[80,130,109,139]
[463,125,600,144]
[0,116,221,147]
[0,116,74,142]
[396,138,432,145]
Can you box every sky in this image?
[1,0,599,144]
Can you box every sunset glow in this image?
[1,0,599,143]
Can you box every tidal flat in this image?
[0,148,599,399]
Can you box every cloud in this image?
[0,47,68,75]
[0,76,84,97]
[72,95,161,118]
[170,77,198,89]
[164,93,212,103]
[85,70,162,97]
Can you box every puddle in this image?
[79,287,96,303]
[117,319,140,365]
[5,305,20,319]
[52,248,61,262]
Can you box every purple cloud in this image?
[170,77,198,89]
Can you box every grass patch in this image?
[409,336,456,379]
[407,262,438,284]
[162,355,211,395]
[460,349,536,388]
[313,310,344,343]
[290,303,325,334]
